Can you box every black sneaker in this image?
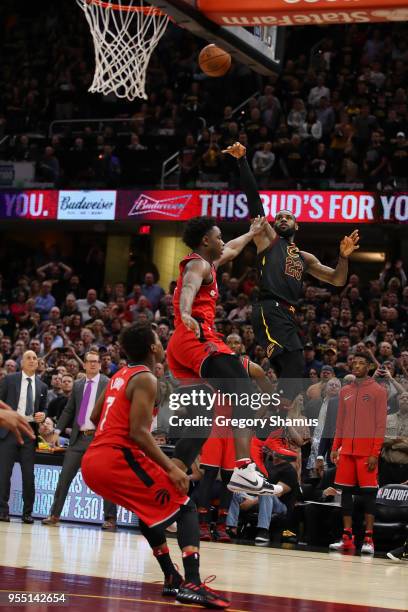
[255,527,270,546]
[387,546,408,563]
[22,514,34,524]
[162,572,183,597]
[176,578,230,609]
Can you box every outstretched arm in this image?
[215,217,267,268]
[179,258,209,337]
[223,142,275,251]
[302,230,359,287]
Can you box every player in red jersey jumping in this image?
[166,216,287,496]
[81,323,230,609]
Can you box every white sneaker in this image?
[386,546,408,562]
[227,463,283,496]
[361,539,374,555]
[329,535,355,551]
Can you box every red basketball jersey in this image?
[91,364,151,450]
[173,253,218,327]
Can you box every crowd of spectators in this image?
[0,244,407,546]
[0,2,407,188]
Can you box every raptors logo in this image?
[155,488,171,506]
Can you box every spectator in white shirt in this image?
[76,289,106,323]
[308,74,331,108]
[252,142,276,187]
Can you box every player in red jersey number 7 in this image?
[167,216,287,496]
[81,323,230,610]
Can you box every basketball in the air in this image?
[198,44,231,77]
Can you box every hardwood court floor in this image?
[0,521,407,611]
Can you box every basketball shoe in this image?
[263,430,298,462]
[329,532,355,552]
[176,576,230,609]
[361,537,375,555]
[162,571,183,597]
[387,544,408,563]
[227,462,283,496]
[213,522,232,543]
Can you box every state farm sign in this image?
[198,0,408,25]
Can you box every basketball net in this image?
[76,0,169,100]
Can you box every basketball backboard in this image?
[148,0,285,75]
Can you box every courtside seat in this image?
[373,484,408,549]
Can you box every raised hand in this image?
[250,216,268,236]
[340,229,360,258]
[222,141,246,159]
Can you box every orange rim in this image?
[86,0,166,15]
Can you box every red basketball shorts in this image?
[167,324,233,379]
[200,437,235,471]
[334,454,379,489]
[82,445,189,527]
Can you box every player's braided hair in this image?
[120,323,156,362]
[183,216,217,249]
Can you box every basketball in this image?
[198,44,231,77]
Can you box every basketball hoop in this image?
[76,0,169,100]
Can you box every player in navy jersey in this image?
[82,323,230,609]
[224,142,360,404]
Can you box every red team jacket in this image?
[332,378,387,457]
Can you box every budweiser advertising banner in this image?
[197,0,408,26]
[0,190,407,223]
[116,190,408,223]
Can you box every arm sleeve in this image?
[237,156,265,219]
[370,386,387,457]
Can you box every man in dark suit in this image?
[0,350,48,523]
[42,350,116,526]
[0,401,36,444]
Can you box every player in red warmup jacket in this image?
[329,352,387,555]
[167,216,287,497]
[81,323,230,610]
